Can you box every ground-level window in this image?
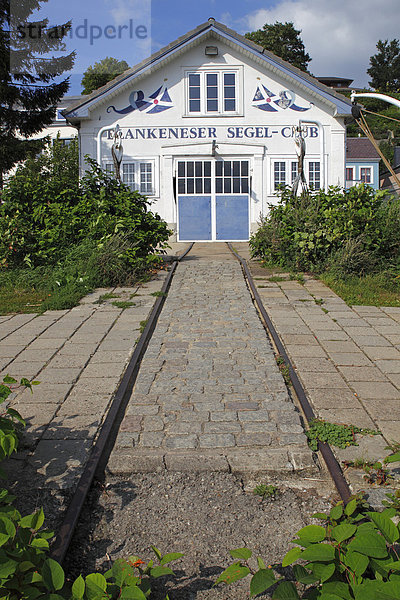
[273,159,320,191]
[291,161,298,184]
[309,161,321,190]
[122,163,135,190]
[274,161,286,190]
[346,167,354,182]
[360,167,372,184]
[104,160,155,194]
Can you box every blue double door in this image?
[177,159,250,241]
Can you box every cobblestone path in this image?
[110,256,315,479]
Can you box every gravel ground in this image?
[65,471,334,599]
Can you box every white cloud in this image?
[230,0,400,88]
[105,0,151,27]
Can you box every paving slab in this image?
[250,258,400,495]
[3,270,170,499]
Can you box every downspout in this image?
[299,120,326,190]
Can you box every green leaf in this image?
[301,543,336,562]
[250,569,276,597]
[85,573,108,599]
[379,581,400,599]
[120,587,147,600]
[332,523,357,543]
[272,581,300,599]
[72,575,85,600]
[214,563,250,586]
[313,512,328,520]
[42,558,65,592]
[368,512,399,544]
[0,515,16,538]
[0,558,17,580]
[297,525,326,543]
[160,552,184,566]
[321,580,352,599]
[149,566,174,578]
[31,508,45,531]
[385,452,400,464]
[282,546,302,567]
[345,551,369,576]
[310,561,336,582]
[293,564,319,585]
[344,499,357,516]
[229,547,252,560]
[151,546,162,561]
[387,560,400,572]
[348,532,389,558]
[30,538,49,549]
[330,505,343,521]
[257,557,267,570]
[2,376,16,384]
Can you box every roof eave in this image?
[64,19,352,120]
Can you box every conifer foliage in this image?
[0,0,75,182]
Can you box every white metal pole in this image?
[351,91,400,110]
[96,125,116,165]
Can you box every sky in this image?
[20,0,400,95]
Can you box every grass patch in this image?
[96,292,120,304]
[268,276,287,283]
[111,300,136,309]
[321,272,400,307]
[150,291,167,297]
[0,288,48,315]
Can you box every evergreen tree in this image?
[81,57,129,95]
[245,21,311,72]
[0,0,75,183]
[367,39,400,92]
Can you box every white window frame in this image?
[309,161,321,190]
[103,158,158,196]
[184,66,242,117]
[270,158,322,194]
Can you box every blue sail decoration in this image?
[107,85,173,115]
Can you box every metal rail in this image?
[227,243,351,503]
[50,243,194,565]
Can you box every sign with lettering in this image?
[105,125,319,141]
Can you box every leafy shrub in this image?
[0,141,171,273]
[218,494,400,599]
[250,185,400,275]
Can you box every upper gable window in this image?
[185,68,241,116]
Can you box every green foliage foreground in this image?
[250,185,400,277]
[0,139,171,311]
[0,375,400,599]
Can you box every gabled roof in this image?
[64,18,352,120]
[346,138,381,161]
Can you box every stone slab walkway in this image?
[108,244,316,483]
[2,273,168,492]
[252,268,400,489]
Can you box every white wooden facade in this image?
[64,19,353,241]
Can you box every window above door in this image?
[184,67,242,116]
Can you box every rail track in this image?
[50,241,351,567]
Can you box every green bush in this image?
[250,185,400,275]
[218,494,400,599]
[0,140,171,273]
